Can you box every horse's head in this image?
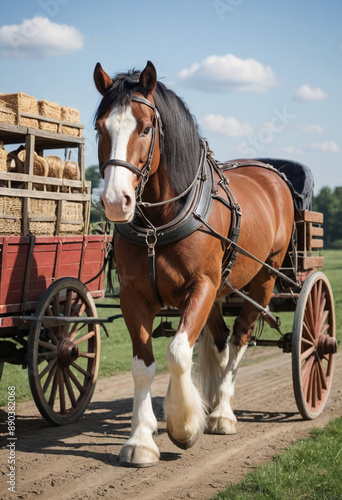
[94,61,161,222]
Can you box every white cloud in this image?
[200,114,254,137]
[0,17,84,59]
[293,84,326,102]
[302,141,339,153]
[178,54,277,93]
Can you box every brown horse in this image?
[94,61,294,467]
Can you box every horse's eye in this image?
[142,126,151,136]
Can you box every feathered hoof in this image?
[119,444,159,468]
[206,415,237,435]
[167,428,200,450]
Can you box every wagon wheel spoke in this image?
[66,366,87,393]
[59,369,66,414]
[63,368,77,408]
[71,361,92,379]
[302,321,316,345]
[74,330,95,345]
[69,321,88,341]
[79,352,96,359]
[301,355,315,397]
[317,309,329,337]
[304,295,316,340]
[48,367,60,408]
[39,358,57,394]
[300,345,315,362]
[62,289,74,337]
[316,355,328,391]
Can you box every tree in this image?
[85,164,102,190]
[313,186,342,248]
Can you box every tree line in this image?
[313,187,342,248]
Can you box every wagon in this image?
[0,104,112,425]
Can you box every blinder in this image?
[99,94,163,201]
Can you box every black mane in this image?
[95,69,201,194]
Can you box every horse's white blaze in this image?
[120,357,159,464]
[164,332,206,443]
[101,104,137,222]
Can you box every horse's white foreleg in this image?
[119,356,159,466]
[164,331,206,449]
[206,340,247,434]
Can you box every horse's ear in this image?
[94,63,113,95]
[139,61,157,94]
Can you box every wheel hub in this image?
[59,339,80,366]
[317,335,337,358]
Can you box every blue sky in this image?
[0,0,341,193]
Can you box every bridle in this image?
[99,94,163,201]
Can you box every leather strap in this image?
[100,158,142,178]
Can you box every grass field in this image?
[0,250,341,406]
[211,416,342,500]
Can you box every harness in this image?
[100,96,297,307]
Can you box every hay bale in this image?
[45,155,64,178]
[38,100,61,132]
[63,160,80,180]
[61,106,80,123]
[0,196,22,235]
[60,200,84,234]
[0,92,38,128]
[0,196,22,217]
[29,198,56,235]
[0,218,21,235]
[0,104,16,125]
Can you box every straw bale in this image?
[0,106,16,125]
[28,221,55,235]
[45,155,64,178]
[0,218,21,235]
[61,106,80,123]
[61,125,82,137]
[30,199,56,217]
[0,92,39,128]
[60,200,84,233]
[0,196,22,217]
[63,160,80,180]
[38,100,62,132]
[0,92,38,114]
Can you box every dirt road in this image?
[1,349,341,500]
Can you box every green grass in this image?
[211,417,342,500]
[1,250,341,406]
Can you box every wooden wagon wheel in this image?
[292,271,337,420]
[28,277,100,425]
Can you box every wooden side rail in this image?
[295,210,324,271]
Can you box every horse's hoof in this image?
[167,428,200,450]
[206,415,237,435]
[119,444,159,468]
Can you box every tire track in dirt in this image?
[1,350,341,500]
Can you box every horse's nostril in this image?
[124,195,132,209]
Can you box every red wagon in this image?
[0,102,111,425]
